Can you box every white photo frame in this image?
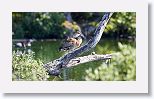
[0,0,148,93]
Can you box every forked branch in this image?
[43,12,114,76]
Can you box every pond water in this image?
[13,39,135,81]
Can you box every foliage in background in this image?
[104,12,136,39]
[12,12,67,39]
[85,42,136,81]
[12,51,48,81]
[12,12,136,39]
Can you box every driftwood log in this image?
[43,12,113,76]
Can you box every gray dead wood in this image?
[67,54,112,67]
[43,12,113,76]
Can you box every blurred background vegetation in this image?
[12,12,136,81]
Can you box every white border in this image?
[0,0,148,93]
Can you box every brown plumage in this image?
[67,37,82,48]
[59,31,85,52]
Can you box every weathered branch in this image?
[66,54,112,67]
[43,12,114,76]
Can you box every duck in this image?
[59,31,85,52]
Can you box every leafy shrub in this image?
[85,42,136,81]
[12,51,49,81]
[104,12,136,38]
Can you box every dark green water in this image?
[13,39,135,81]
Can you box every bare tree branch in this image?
[43,12,114,76]
[67,54,112,67]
